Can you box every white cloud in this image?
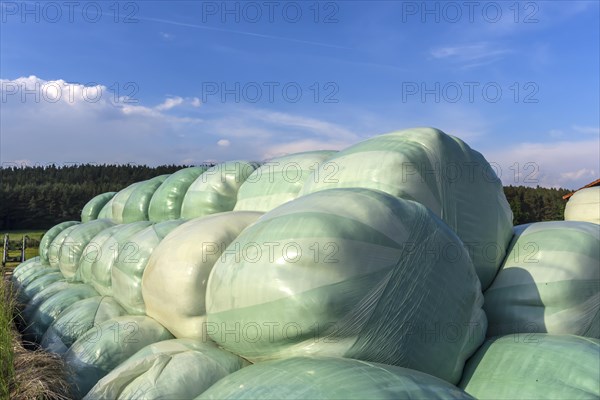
[430,42,511,68]
[217,139,230,147]
[191,97,201,107]
[572,125,600,135]
[155,96,184,111]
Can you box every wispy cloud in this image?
[430,42,511,68]
[572,125,600,135]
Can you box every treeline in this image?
[1,165,572,230]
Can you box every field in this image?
[1,230,44,270]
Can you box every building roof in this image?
[562,178,600,200]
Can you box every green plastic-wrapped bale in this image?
[64,315,174,398]
[207,188,486,384]
[84,339,248,400]
[81,193,116,223]
[122,175,169,223]
[39,221,79,264]
[565,187,600,224]
[112,220,186,315]
[47,224,80,269]
[21,281,77,325]
[97,196,115,220]
[11,257,42,288]
[16,270,64,305]
[11,260,57,294]
[58,219,116,281]
[24,284,99,343]
[484,221,600,338]
[41,296,127,355]
[148,166,208,222]
[143,211,263,339]
[76,225,122,283]
[300,128,513,290]
[111,182,146,224]
[181,161,260,218]
[199,357,473,400]
[459,334,600,399]
[234,150,336,212]
[87,221,153,296]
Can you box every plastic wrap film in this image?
[76,225,122,283]
[199,356,474,400]
[81,193,116,223]
[41,296,127,355]
[459,334,600,399]
[64,315,174,398]
[11,260,56,294]
[24,284,99,343]
[112,220,186,315]
[47,224,80,269]
[565,187,600,224]
[484,221,600,338]
[58,219,116,281]
[143,211,263,339]
[88,221,153,296]
[148,166,208,222]
[111,182,145,224]
[10,257,42,285]
[20,281,76,325]
[16,270,64,306]
[234,150,336,212]
[300,128,513,290]
[207,188,486,384]
[97,196,115,220]
[122,175,169,223]
[181,161,260,219]
[39,221,79,264]
[85,339,249,400]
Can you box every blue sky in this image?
[1,0,598,189]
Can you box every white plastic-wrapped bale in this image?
[484,221,600,338]
[81,193,116,223]
[300,128,513,290]
[64,315,174,398]
[16,270,64,305]
[39,221,79,264]
[87,221,153,296]
[11,260,58,295]
[207,188,486,384]
[21,281,78,325]
[143,211,263,339]
[459,334,600,399]
[58,219,116,281]
[148,166,208,222]
[97,196,115,220]
[234,151,336,212]
[180,161,260,219]
[11,257,43,286]
[23,283,99,343]
[122,175,169,223]
[111,220,186,315]
[84,339,248,400]
[199,357,474,400]
[565,186,600,224]
[47,224,80,269]
[41,296,127,355]
[111,182,145,224]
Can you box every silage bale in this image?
[87,221,153,296]
[148,166,209,222]
[111,182,146,224]
[21,281,77,325]
[565,187,600,225]
[11,260,57,294]
[199,356,473,400]
[142,211,263,340]
[484,221,600,338]
[459,334,600,399]
[180,161,260,219]
[81,193,116,223]
[111,220,186,315]
[24,283,99,343]
[300,128,513,290]
[47,223,80,269]
[57,219,116,281]
[97,196,115,220]
[84,339,248,400]
[11,256,42,281]
[39,221,79,264]
[207,188,486,384]
[234,150,336,212]
[76,225,122,283]
[122,175,169,223]
[16,270,64,305]
[64,315,174,398]
[41,296,127,354]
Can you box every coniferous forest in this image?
[0,164,572,230]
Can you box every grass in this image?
[1,269,71,399]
